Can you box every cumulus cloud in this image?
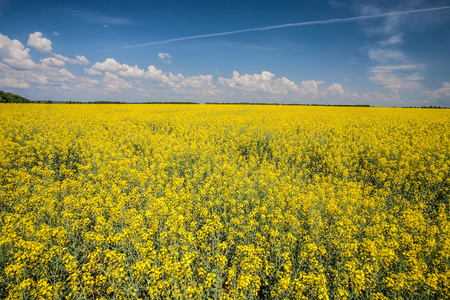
[325,83,345,96]
[84,67,102,75]
[218,71,298,95]
[51,54,90,65]
[158,52,172,64]
[85,58,217,95]
[171,74,218,96]
[41,57,65,67]
[0,77,30,89]
[27,32,52,53]
[119,65,146,78]
[103,72,132,92]
[432,82,450,98]
[75,55,90,65]
[144,65,169,83]
[0,61,47,87]
[0,63,31,88]
[90,58,127,72]
[180,74,214,88]
[0,32,97,96]
[1,30,422,105]
[0,53,87,95]
[87,58,145,78]
[217,72,352,100]
[0,33,36,69]
[299,80,324,96]
[56,68,76,81]
[46,53,84,65]
[25,32,90,65]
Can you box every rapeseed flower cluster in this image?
[0,104,449,299]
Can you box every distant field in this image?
[1,104,449,299]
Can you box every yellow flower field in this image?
[1,104,449,299]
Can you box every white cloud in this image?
[2,30,439,106]
[119,64,146,78]
[49,54,90,65]
[167,72,184,85]
[0,61,46,87]
[217,73,353,101]
[354,2,430,89]
[84,67,102,75]
[367,48,406,63]
[39,64,77,83]
[68,10,133,25]
[218,71,298,95]
[379,34,403,46]
[75,55,90,65]
[27,32,52,53]
[25,32,90,66]
[87,59,198,89]
[90,58,127,72]
[74,77,100,90]
[0,33,107,97]
[362,91,401,103]
[0,63,31,88]
[177,74,214,88]
[325,83,345,96]
[405,73,424,81]
[355,2,405,36]
[432,82,450,99]
[369,65,424,91]
[299,80,324,96]
[57,68,76,80]
[49,53,86,65]
[87,58,156,79]
[0,77,30,89]
[103,72,132,92]
[171,74,218,96]
[144,65,167,82]
[41,57,65,67]
[158,52,172,64]
[86,60,357,100]
[0,33,36,69]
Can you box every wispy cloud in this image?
[158,53,172,64]
[124,5,450,48]
[369,64,425,90]
[60,9,133,25]
[367,48,406,63]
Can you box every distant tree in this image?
[0,90,32,103]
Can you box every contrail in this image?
[123,6,450,48]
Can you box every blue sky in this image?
[1,0,450,106]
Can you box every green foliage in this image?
[0,90,31,103]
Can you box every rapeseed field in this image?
[1,104,449,299]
